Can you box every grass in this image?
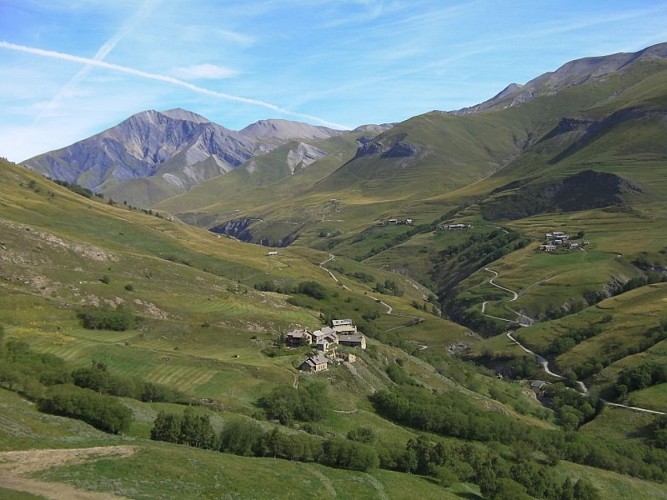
[0,488,45,499]
[3,58,667,497]
[629,383,667,410]
[554,461,667,500]
[34,442,463,499]
[0,389,123,451]
[510,283,667,389]
[579,405,658,443]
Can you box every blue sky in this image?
[1,0,667,162]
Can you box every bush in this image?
[219,419,265,456]
[78,305,135,331]
[151,408,216,449]
[320,438,379,471]
[347,426,377,444]
[296,281,328,300]
[39,384,132,434]
[257,382,331,424]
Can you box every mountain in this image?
[239,118,342,141]
[21,109,345,206]
[162,42,667,250]
[454,42,667,115]
[4,44,667,499]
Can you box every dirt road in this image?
[0,446,137,499]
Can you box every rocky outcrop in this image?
[381,141,419,159]
[208,218,299,247]
[286,143,327,173]
[209,218,255,242]
[480,170,643,221]
[354,132,420,160]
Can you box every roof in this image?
[304,354,328,366]
[332,319,353,326]
[338,334,364,343]
[287,329,309,338]
[312,326,335,338]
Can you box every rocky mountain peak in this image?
[21,109,354,206]
[160,108,211,124]
[239,119,344,141]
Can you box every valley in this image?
[2,42,667,499]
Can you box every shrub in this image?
[78,305,135,331]
[347,426,377,444]
[39,384,132,434]
[257,382,331,424]
[296,281,328,300]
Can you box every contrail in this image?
[36,0,161,122]
[1,40,349,129]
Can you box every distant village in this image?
[539,230,589,252]
[438,222,473,231]
[286,319,367,373]
[377,218,414,226]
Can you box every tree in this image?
[320,438,379,471]
[39,384,132,434]
[347,426,377,444]
[257,382,331,424]
[257,386,300,424]
[78,305,135,331]
[219,419,265,456]
[573,479,601,500]
[179,408,215,449]
[151,411,182,443]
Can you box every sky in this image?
[1,1,667,162]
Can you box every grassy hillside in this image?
[4,157,667,497]
[4,51,667,498]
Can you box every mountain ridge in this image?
[453,41,667,115]
[21,110,348,206]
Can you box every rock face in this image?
[286,143,327,173]
[22,109,345,200]
[480,170,643,221]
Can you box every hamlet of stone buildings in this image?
[539,230,588,252]
[286,319,367,373]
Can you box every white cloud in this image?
[0,41,349,130]
[35,0,160,122]
[172,63,240,80]
[216,29,256,46]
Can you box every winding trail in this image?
[604,402,665,416]
[482,268,533,326]
[482,269,666,414]
[506,331,565,381]
[319,254,393,314]
[508,331,665,415]
[319,254,349,290]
